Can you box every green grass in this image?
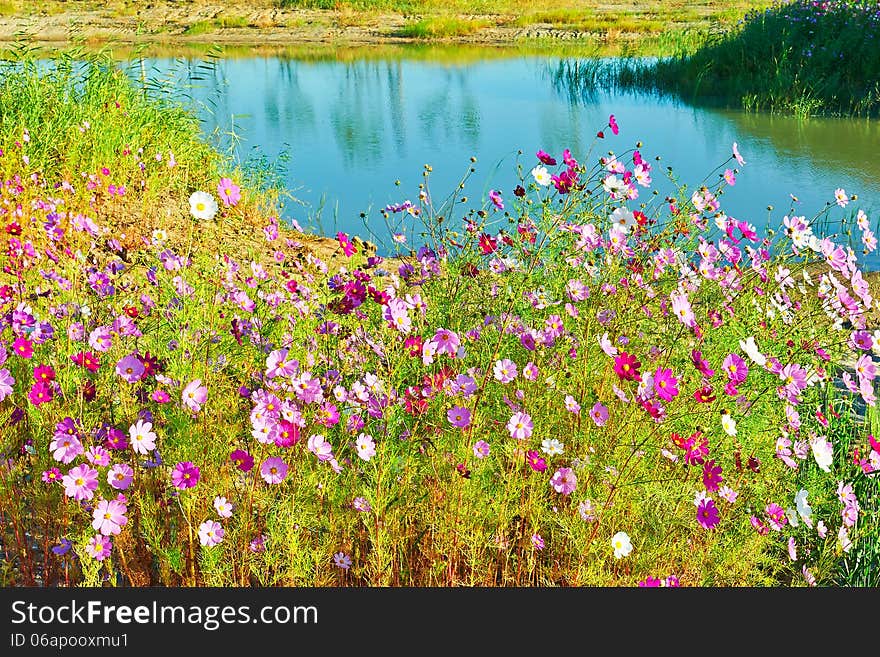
[613,1,880,117]
[183,20,215,36]
[398,17,492,39]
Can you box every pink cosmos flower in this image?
[608,114,619,135]
[336,232,357,257]
[447,406,472,428]
[488,189,504,211]
[107,463,133,490]
[86,534,112,561]
[307,434,334,461]
[62,464,99,501]
[834,187,848,208]
[653,368,679,402]
[355,433,377,461]
[50,434,83,464]
[217,177,241,207]
[198,520,225,547]
[493,358,518,383]
[702,459,724,492]
[723,169,736,185]
[0,368,13,401]
[536,149,557,166]
[550,467,577,495]
[473,440,490,458]
[182,379,208,413]
[171,461,200,489]
[590,401,609,426]
[33,364,56,383]
[507,412,533,440]
[92,499,128,536]
[115,354,145,383]
[564,395,581,414]
[214,496,234,518]
[42,468,62,484]
[531,533,545,550]
[732,142,745,165]
[722,353,748,384]
[260,456,289,484]
[432,328,460,357]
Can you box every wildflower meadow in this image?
[0,51,878,589]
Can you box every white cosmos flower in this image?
[810,436,833,473]
[541,438,564,456]
[795,489,813,527]
[720,413,737,436]
[189,191,218,221]
[611,531,632,559]
[739,336,767,367]
[610,207,636,232]
[531,165,552,186]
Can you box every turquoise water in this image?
[142,53,880,257]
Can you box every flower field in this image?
[0,53,878,588]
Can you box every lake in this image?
[138,49,880,259]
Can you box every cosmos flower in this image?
[92,499,128,536]
[260,457,289,484]
[62,464,99,501]
[198,520,225,547]
[550,467,577,495]
[189,190,218,220]
[217,177,241,207]
[611,531,633,559]
[171,461,200,490]
[447,406,472,428]
[182,379,208,413]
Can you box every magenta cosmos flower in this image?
[550,467,578,495]
[260,457,288,484]
[653,367,679,402]
[28,381,53,406]
[92,499,128,536]
[702,459,724,492]
[447,406,472,428]
[613,352,641,381]
[696,499,720,530]
[217,177,241,207]
[182,379,208,413]
[171,461,200,489]
[230,449,254,472]
[62,464,99,501]
[527,450,547,472]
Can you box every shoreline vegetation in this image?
[614,1,880,118]
[1,49,879,587]
[0,0,771,48]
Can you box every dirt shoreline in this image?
[0,5,690,49]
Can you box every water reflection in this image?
[140,52,880,255]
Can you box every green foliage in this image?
[614,1,880,117]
